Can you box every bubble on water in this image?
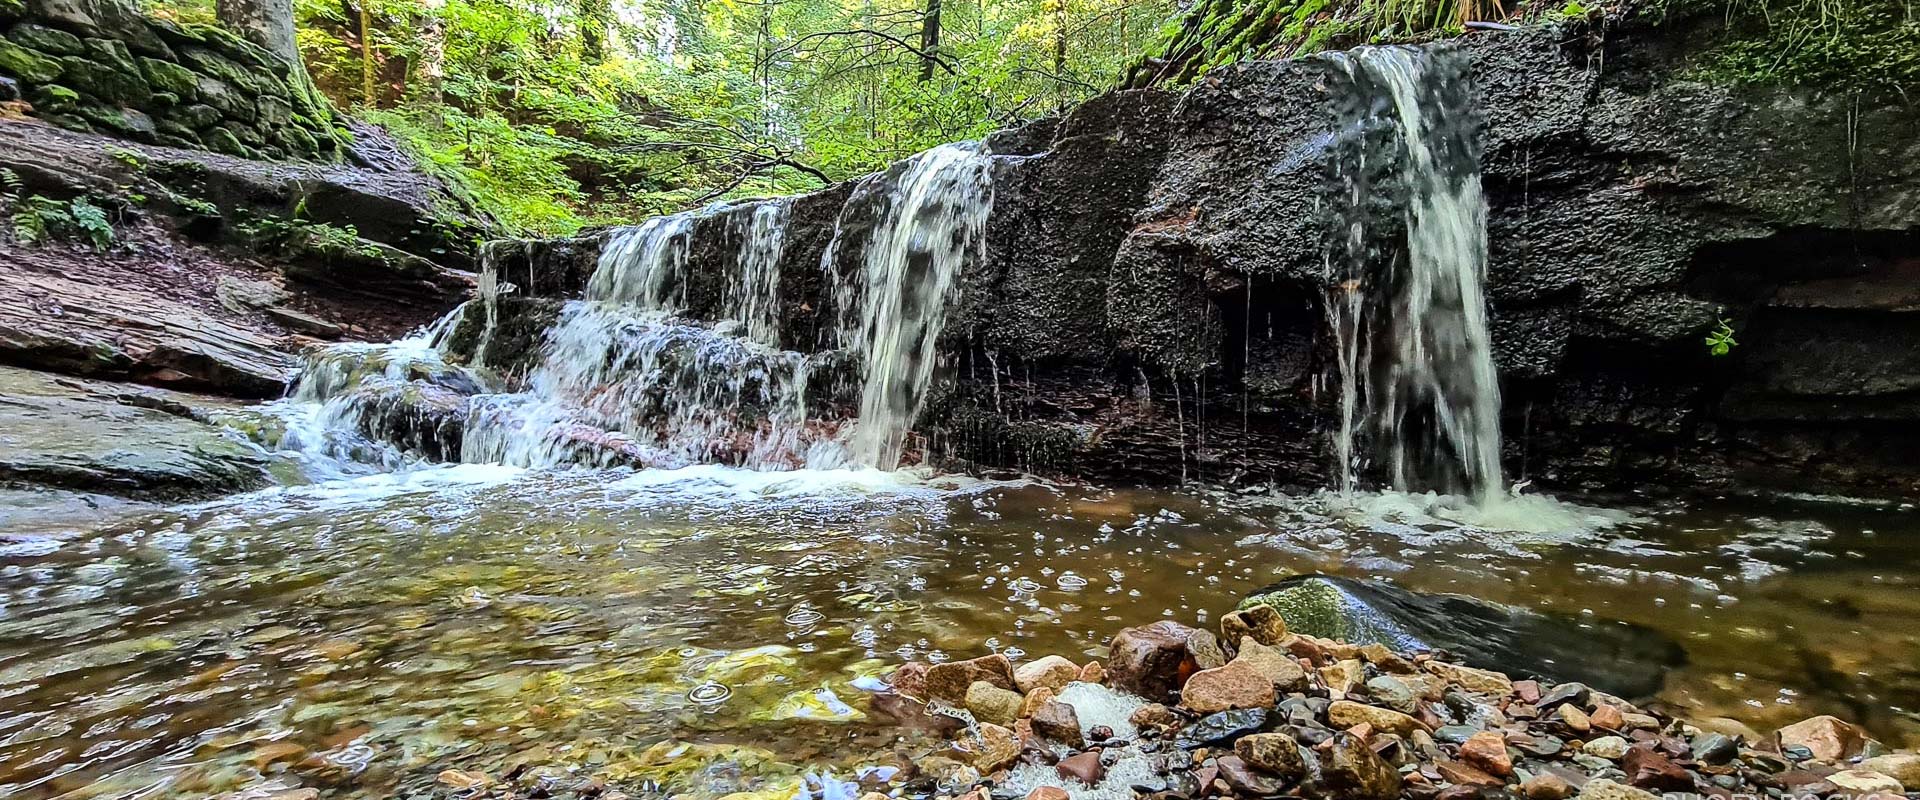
[688,681,732,705]
[1002,646,1026,660]
[1010,577,1041,594]
[1055,573,1088,590]
[785,608,825,626]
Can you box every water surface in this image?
[4,466,1918,798]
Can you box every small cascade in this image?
[263,143,992,475]
[1324,46,1503,503]
[829,143,995,469]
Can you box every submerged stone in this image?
[1239,575,1684,698]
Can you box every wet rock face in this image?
[1240,574,1685,699]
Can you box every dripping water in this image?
[1324,45,1503,504]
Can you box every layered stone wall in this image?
[0,0,345,159]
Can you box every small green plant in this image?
[107,146,147,170]
[4,168,116,250]
[1559,0,1589,16]
[1705,319,1739,356]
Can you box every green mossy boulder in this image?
[0,0,23,23]
[171,102,220,129]
[202,125,247,157]
[9,23,83,55]
[0,39,63,83]
[82,38,140,75]
[58,55,150,105]
[155,117,199,144]
[148,89,176,109]
[224,121,262,148]
[137,56,197,98]
[256,95,292,129]
[76,103,157,140]
[28,82,78,112]
[193,74,248,121]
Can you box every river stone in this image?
[1588,703,1624,731]
[1621,743,1692,792]
[1176,707,1268,748]
[1436,759,1502,787]
[961,722,1020,771]
[1023,789,1068,800]
[1107,620,1202,703]
[1188,629,1228,669]
[1828,769,1904,794]
[1221,604,1288,646]
[1328,699,1425,736]
[1322,731,1402,800]
[1537,682,1590,710]
[1557,704,1591,733]
[1014,655,1080,693]
[1775,715,1873,762]
[1240,575,1682,698]
[1461,731,1512,776]
[1232,637,1309,692]
[1582,736,1630,760]
[1320,658,1365,694]
[965,681,1022,725]
[1216,754,1284,795]
[1020,685,1056,718]
[1056,750,1104,785]
[1857,754,1920,789]
[1030,700,1084,748]
[1425,661,1514,697]
[1235,733,1306,781]
[1523,773,1573,800]
[925,653,1016,703]
[1576,779,1656,800]
[1128,702,1177,732]
[1181,660,1275,714]
[1365,675,1418,713]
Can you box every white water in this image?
[1326,47,1504,504]
[263,143,993,475]
[830,143,994,468]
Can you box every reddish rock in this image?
[925,654,1016,703]
[1623,743,1694,792]
[1460,731,1513,777]
[1776,715,1874,762]
[1522,773,1572,800]
[1590,704,1625,731]
[1057,750,1105,785]
[1015,655,1082,694]
[1512,680,1542,703]
[1220,604,1288,647]
[1128,703,1179,732]
[1031,700,1085,748]
[1217,754,1286,795]
[1025,788,1069,800]
[1436,760,1502,787]
[1181,661,1277,714]
[890,661,932,699]
[1078,660,1106,684]
[1107,620,1203,703]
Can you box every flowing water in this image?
[1325,46,1504,503]
[8,57,1919,800]
[5,470,1920,799]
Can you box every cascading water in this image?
[829,143,994,469]
[264,142,991,475]
[1324,46,1504,504]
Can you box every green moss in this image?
[1669,0,1919,93]
[58,56,153,105]
[0,40,64,83]
[9,24,83,56]
[29,83,79,112]
[138,56,200,98]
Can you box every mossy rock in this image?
[0,0,23,23]
[28,82,78,112]
[75,104,156,141]
[281,124,319,156]
[149,89,177,109]
[256,95,292,128]
[192,74,248,121]
[9,23,83,55]
[43,111,93,132]
[202,125,247,157]
[81,38,138,75]
[171,102,220,129]
[57,55,150,105]
[223,120,263,148]
[137,56,197,98]
[178,46,260,94]
[155,117,199,144]
[0,39,64,83]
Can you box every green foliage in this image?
[1668,0,1920,92]
[107,146,148,170]
[151,0,1172,235]
[2,169,116,249]
[1705,318,1738,356]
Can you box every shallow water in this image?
[4,467,1919,798]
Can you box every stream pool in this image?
[3,466,1918,798]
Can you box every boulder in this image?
[1235,733,1306,782]
[1014,655,1080,694]
[1180,661,1276,714]
[923,653,1016,703]
[1321,731,1402,800]
[1029,700,1083,748]
[1775,715,1874,762]
[963,681,1021,725]
[1857,754,1920,790]
[1231,637,1309,692]
[1107,620,1204,703]
[1460,731,1513,776]
[1241,575,1683,698]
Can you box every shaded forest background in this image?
[142,0,1918,236]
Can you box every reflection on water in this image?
[3,467,1919,798]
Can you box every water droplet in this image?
[688,681,732,705]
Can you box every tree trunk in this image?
[359,1,375,106]
[919,0,942,82]
[215,0,302,68]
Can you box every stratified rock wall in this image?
[473,20,1920,498]
[0,0,345,159]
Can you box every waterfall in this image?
[262,143,992,475]
[829,143,994,469]
[1324,46,1503,503]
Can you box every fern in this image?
[67,198,113,250]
